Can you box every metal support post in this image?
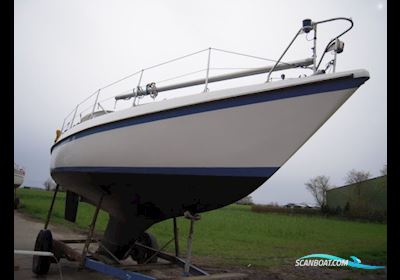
[312,25,317,73]
[204,48,211,92]
[70,105,79,129]
[133,70,144,107]
[91,89,101,119]
[183,211,201,276]
[80,192,106,268]
[266,28,303,82]
[173,217,180,257]
[44,184,60,229]
[332,38,338,73]
[184,219,194,276]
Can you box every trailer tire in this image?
[131,232,159,264]
[32,229,53,275]
[144,232,159,263]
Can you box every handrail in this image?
[266,17,354,83]
[59,17,353,134]
[114,58,312,101]
[152,58,312,92]
[266,28,303,82]
[61,56,312,132]
[315,17,353,70]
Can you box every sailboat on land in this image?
[50,18,369,260]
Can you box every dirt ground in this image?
[196,262,387,280]
[14,211,386,280]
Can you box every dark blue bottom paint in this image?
[51,169,275,259]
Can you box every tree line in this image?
[305,163,387,208]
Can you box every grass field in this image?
[16,188,387,267]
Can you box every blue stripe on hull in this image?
[51,166,279,177]
[51,76,368,151]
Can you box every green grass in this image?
[17,188,387,267]
[17,188,109,231]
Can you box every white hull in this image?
[52,87,352,171]
[50,68,369,259]
[51,70,369,177]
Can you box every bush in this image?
[236,196,254,205]
[251,204,321,216]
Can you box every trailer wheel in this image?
[131,232,159,264]
[32,229,53,275]
[144,232,159,263]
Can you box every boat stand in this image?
[183,211,202,276]
[79,190,106,268]
[32,186,247,279]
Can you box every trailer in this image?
[31,185,247,279]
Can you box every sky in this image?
[14,0,387,205]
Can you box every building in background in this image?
[326,175,387,221]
